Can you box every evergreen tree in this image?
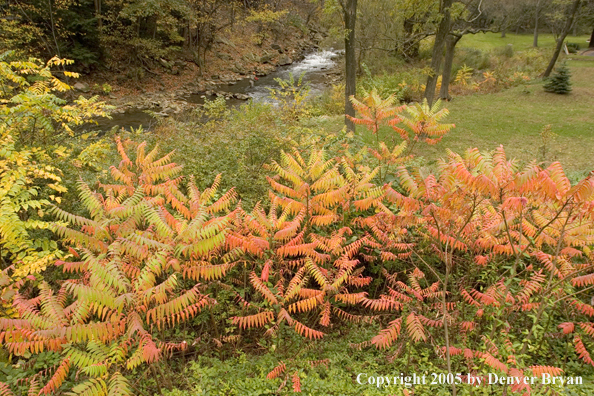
[544,62,572,94]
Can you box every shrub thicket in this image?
[2,88,594,396]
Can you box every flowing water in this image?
[233,49,341,103]
[95,48,342,131]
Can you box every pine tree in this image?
[543,62,572,94]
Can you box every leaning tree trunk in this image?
[344,0,358,132]
[424,0,453,106]
[439,34,461,101]
[543,0,581,77]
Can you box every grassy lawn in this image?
[458,32,591,52]
[420,57,594,175]
[309,55,594,176]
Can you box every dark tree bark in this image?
[399,17,420,59]
[94,0,102,33]
[543,0,581,77]
[47,0,61,58]
[424,0,453,105]
[342,0,358,132]
[439,34,462,100]
[589,25,594,48]
[533,0,541,47]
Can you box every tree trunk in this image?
[590,26,594,48]
[94,0,102,33]
[543,0,581,77]
[439,34,461,101]
[357,48,366,75]
[533,0,540,47]
[344,0,358,132]
[399,17,420,59]
[48,0,61,57]
[424,0,452,106]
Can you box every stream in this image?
[94,48,342,132]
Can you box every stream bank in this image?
[91,47,343,131]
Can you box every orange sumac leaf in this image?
[572,300,594,317]
[288,296,321,314]
[572,273,594,287]
[232,311,274,330]
[481,352,508,373]
[292,371,301,393]
[361,297,401,311]
[579,322,594,338]
[38,358,70,395]
[574,335,594,366]
[0,383,15,396]
[406,313,426,342]
[530,366,563,376]
[249,272,278,305]
[372,318,402,350]
[293,321,324,340]
[267,362,286,379]
[559,322,575,334]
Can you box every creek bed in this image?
[92,48,342,132]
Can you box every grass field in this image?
[458,32,591,52]
[310,35,594,176]
[427,57,594,175]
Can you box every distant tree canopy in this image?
[0,0,317,72]
[323,0,593,68]
[2,0,591,75]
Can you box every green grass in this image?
[155,324,594,396]
[421,57,594,174]
[458,32,591,52]
[308,57,594,175]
